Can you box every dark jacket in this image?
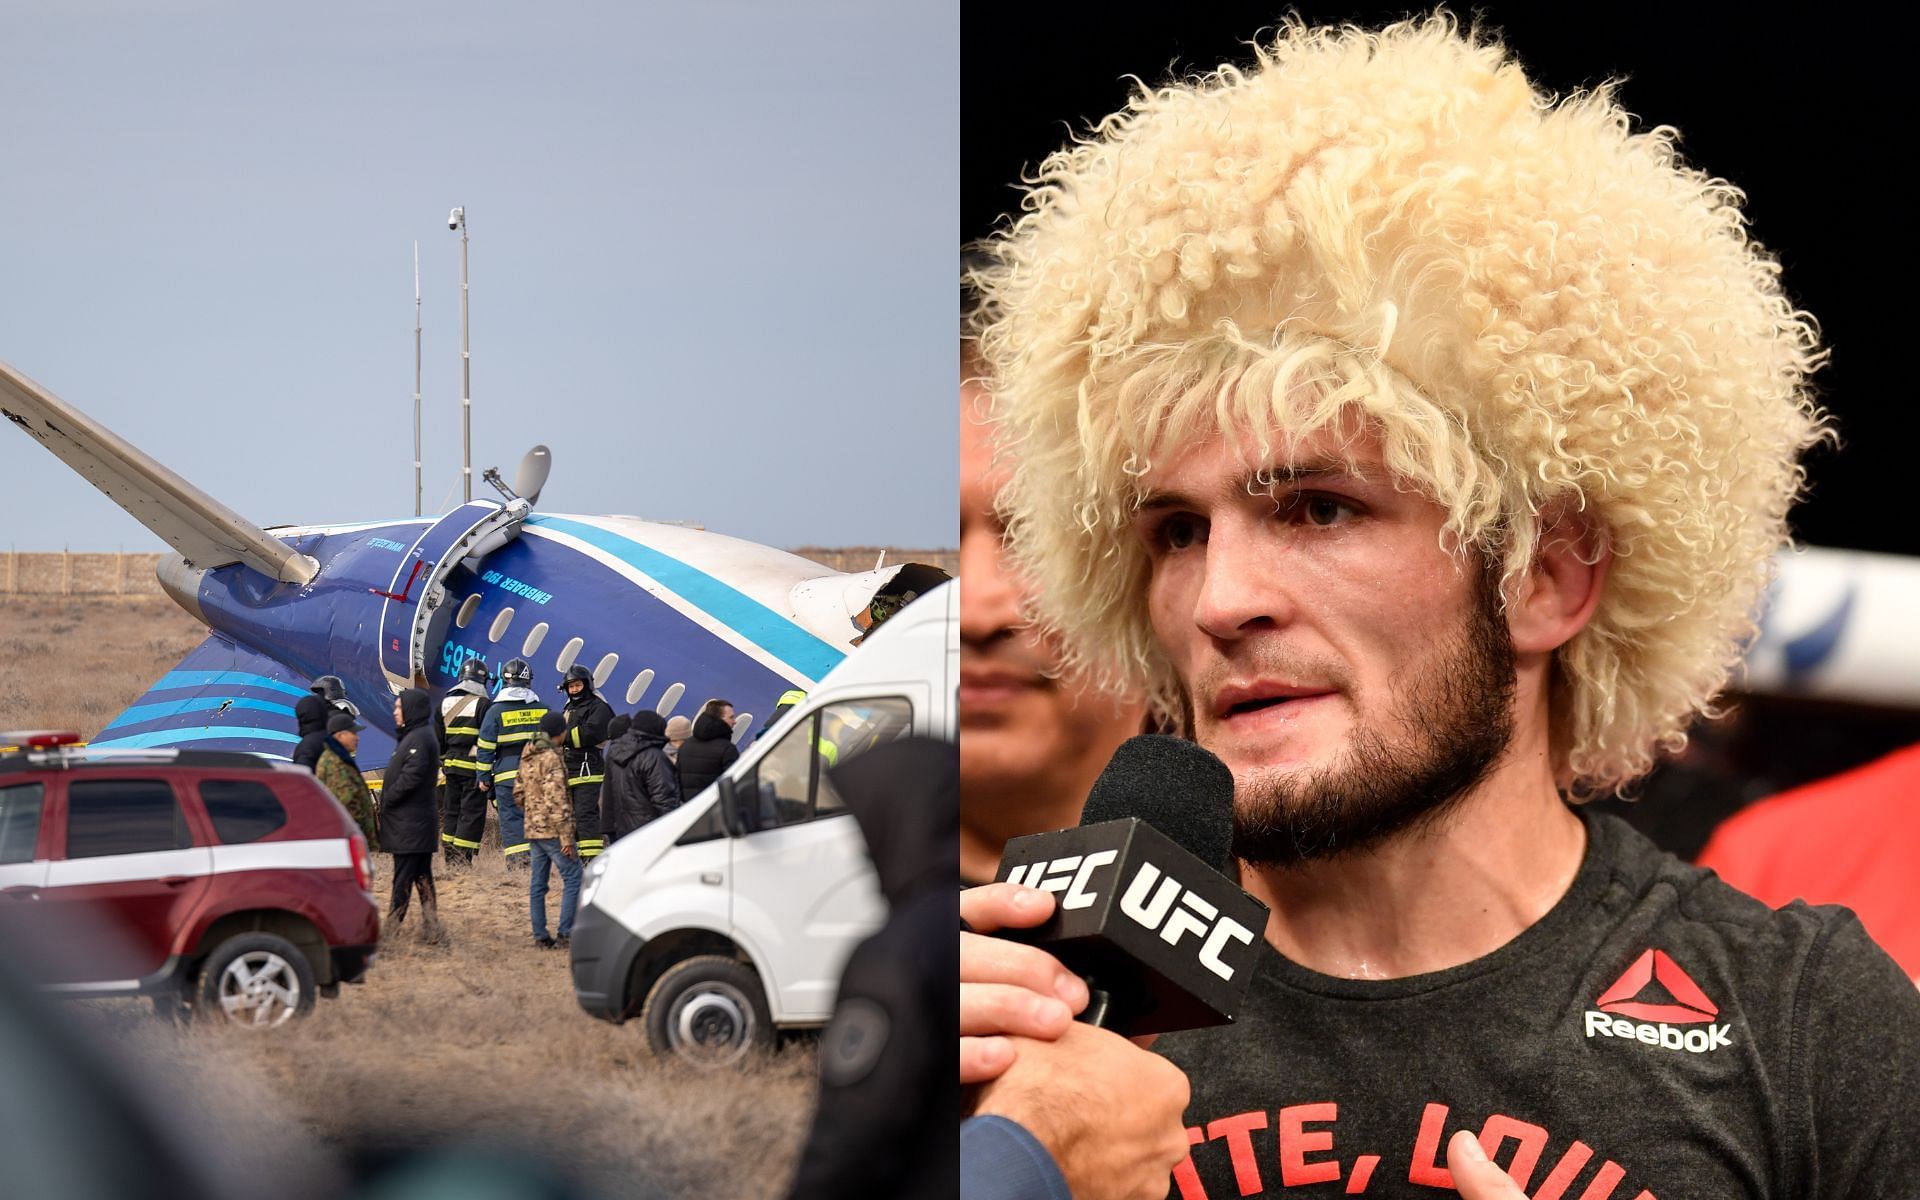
[292,729,330,772]
[674,711,739,800]
[603,712,681,840]
[784,738,958,1200]
[379,688,441,854]
[560,684,615,786]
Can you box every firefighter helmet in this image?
[499,659,534,688]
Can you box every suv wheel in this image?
[640,955,772,1066]
[196,933,317,1028]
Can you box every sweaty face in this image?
[1135,428,1515,866]
[959,379,1141,797]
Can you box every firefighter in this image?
[557,664,613,860]
[474,658,547,871]
[437,657,493,864]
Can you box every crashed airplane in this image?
[2,359,947,765]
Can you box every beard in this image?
[1225,570,1517,868]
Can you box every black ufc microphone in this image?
[994,735,1269,1035]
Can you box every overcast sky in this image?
[1,0,957,553]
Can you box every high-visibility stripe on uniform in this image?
[444,757,480,771]
[578,840,605,857]
[493,767,521,783]
[569,773,605,786]
[476,738,497,751]
[503,842,530,856]
[497,730,537,745]
[443,833,481,850]
[444,724,481,736]
[777,689,807,706]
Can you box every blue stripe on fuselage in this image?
[140,669,310,700]
[526,516,844,680]
[108,696,297,728]
[90,726,302,749]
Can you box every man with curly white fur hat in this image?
[960,14,1919,1198]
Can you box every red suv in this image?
[0,733,379,1026]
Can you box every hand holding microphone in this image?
[961,737,1264,1200]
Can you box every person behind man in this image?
[602,710,680,842]
[314,710,378,851]
[966,16,1918,1196]
[292,675,357,771]
[381,688,442,938]
[437,657,493,864]
[517,712,578,948]
[556,664,613,861]
[475,658,547,871]
[663,715,692,764]
[959,339,1145,885]
[674,698,739,800]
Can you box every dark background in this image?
[963,4,1908,558]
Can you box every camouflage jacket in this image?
[517,736,574,845]
[315,744,379,852]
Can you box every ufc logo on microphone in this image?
[1004,851,1118,911]
[1119,862,1257,981]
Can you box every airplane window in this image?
[555,637,585,673]
[522,622,549,656]
[656,682,686,715]
[625,669,655,706]
[593,653,619,689]
[454,594,482,629]
[488,607,515,643]
[731,715,753,746]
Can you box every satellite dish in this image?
[515,445,552,507]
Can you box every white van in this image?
[567,580,956,1063]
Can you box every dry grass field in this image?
[2,597,821,1198]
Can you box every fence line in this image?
[0,548,957,597]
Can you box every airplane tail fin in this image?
[1,359,317,585]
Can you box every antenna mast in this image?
[413,241,423,516]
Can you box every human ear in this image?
[1508,508,1610,656]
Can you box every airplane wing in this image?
[0,359,317,585]
[88,633,395,765]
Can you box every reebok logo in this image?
[1584,949,1733,1054]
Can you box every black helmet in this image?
[559,664,594,692]
[457,658,493,687]
[499,659,533,688]
[310,675,346,703]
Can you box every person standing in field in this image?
[314,710,378,851]
[381,688,443,940]
[519,712,579,948]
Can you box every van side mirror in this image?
[718,774,758,837]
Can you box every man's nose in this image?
[958,528,1025,642]
[1191,522,1294,641]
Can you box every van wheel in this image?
[641,955,772,1066]
[196,933,317,1028]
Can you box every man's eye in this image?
[1294,495,1358,527]
[1165,515,1206,549]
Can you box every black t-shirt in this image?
[1155,808,1920,1198]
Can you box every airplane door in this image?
[727,692,923,1021]
[377,499,529,690]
